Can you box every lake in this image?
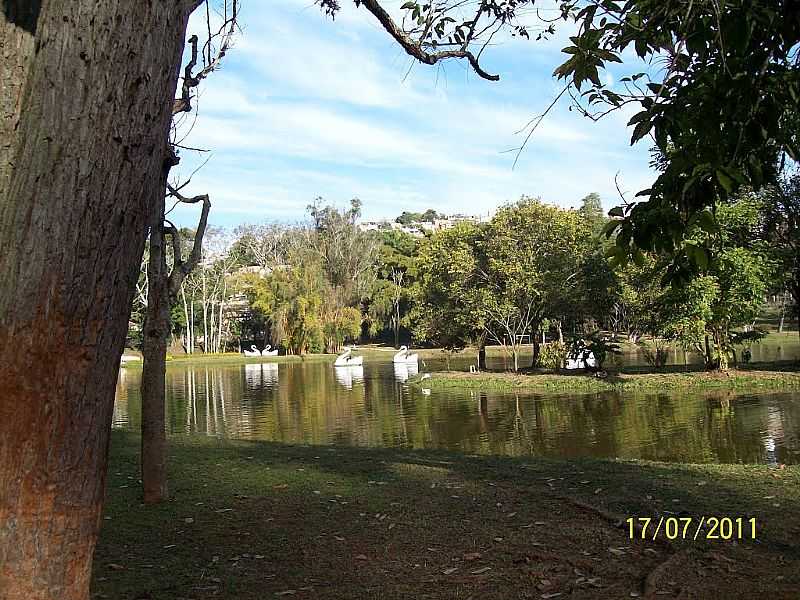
[114,351,800,466]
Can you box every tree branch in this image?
[173,35,200,115]
[173,0,239,115]
[166,184,211,295]
[356,0,500,81]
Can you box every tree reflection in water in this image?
[115,360,800,465]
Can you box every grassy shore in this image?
[94,432,800,599]
[120,352,339,368]
[119,332,800,369]
[410,365,800,394]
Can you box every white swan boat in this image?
[262,344,279,357]
[243,344,261,357]
[334,346,363,367]
[392,345,419,364]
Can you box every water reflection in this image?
[334,365,364,390]
[393,361,419,383]
[115,359,800,465]
[245,363,279,388]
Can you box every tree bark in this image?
[182,285,191,352]
[140,181,209,504]
[141,194,171,504]
[0,2,196,598]
[531,328,540,368]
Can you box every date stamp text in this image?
[627,516,757,541]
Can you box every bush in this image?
[538,342,567,369]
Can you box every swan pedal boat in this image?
[243,344,279,357]
[335,346,363,367]
[392,345,419,364]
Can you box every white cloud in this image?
[171,0,654,227]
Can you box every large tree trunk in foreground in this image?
[0,3,196,598]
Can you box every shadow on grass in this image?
[94,431,800,599]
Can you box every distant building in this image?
[233,264,286,278]
[358,211,493,237]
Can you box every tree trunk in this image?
[793,282,800,343]
[393,301,401,348]
[181,286,191,353]
[217,280,226,352]
[0,3,194,598]
[141,195,171,504]
[190,299,195,353]
[202,271,209,352]
[478,342,487,371]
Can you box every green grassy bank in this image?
[410,365,800,394]
[120,352,339,368]
[94,432,800,599]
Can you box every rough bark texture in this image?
[0,2,196,598]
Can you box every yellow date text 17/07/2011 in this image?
[627,516,757,541]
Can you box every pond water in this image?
[114,351,800,466]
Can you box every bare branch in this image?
[356,0,500,81]
[173,0,239,115]
[164,222,184,278]
[166,188,212,295]
[503,84,569,169]
[166,183,208,204]
[173,34,200,115]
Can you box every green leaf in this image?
[716,170,734,194]
[630,119,651,144]
[627,111,649,126]
[594,49,622,63]
[696,210,718,234]
[635,38,648,58]
[602,219,622,236]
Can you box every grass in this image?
[94,432,800,599]
[120,353,338,368]
[411,363,800,394]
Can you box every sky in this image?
[170,0,655,228]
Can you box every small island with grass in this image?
[411,364,800,394]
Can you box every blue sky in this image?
[170,0,655,228]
